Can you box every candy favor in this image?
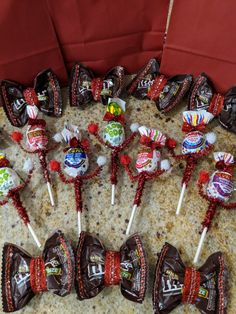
[70,63,125,107]
[194,152,236,264]
[153,243,227,314]
[127,58,192,112]
[88,98,139,205]
[1,230,74,312]
[170,110,216,215]
[51,124,106,235]
[120,126,173,235]
[76,231,147,303]
[0,153,41,247]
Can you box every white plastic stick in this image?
[176,183,186,215]
[78,211,81,236]
[27,223,41,248]
[111,184,115,206]
[126,204,138,235]
[193,227,208,265]
[47,182,55,207]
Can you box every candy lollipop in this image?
[120,126,173,235]
[170,110,216,215]
[194,152,236,264]
[50,125,106,235]
[0,153,41,247]
[88,98,139,205]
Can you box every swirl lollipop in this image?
[0,153,41,247]
[88,98,139,205]
[169,110,216,215]
[120,126,173,235]
[194,152,236,264]
[51,123,106,235]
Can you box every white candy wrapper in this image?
[0,168,21,196]
[64,147,89,177]
[207,170,234,202]
[103,121,125,146]
[135,148,161,173]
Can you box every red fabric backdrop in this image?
[160,0,236,93]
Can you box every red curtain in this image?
[160,0,236,93]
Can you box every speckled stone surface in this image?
[0,89,235,314]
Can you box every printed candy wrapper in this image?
[135,148,161,173]
[0,167,21,196]
[183,110,214,127]
[26,104,39,119]
[138,126,166,146]
[207,170,234,202]
[102,121,125,147]
[182,131,206,154]
[60,122,80,144]
[26,124,49,151]
[107,97,126,114]
[64,147,89,177]
[213,152,234,165]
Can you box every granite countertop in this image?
[0,89,235,313]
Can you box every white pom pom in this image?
[23,159,34,172]
[130,122,140,133]
[206,132,216,145]
[160,159,171,171]
[53,132,63,143]
[97,156,107,166]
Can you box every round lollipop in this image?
[88,98,139,205]
[194,152,236,264]
[0,153,41,247]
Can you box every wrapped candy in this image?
[51,123,106,235]
[189,73,236,133]
[153,242,227,314]
[69,63,125,107]
[0,69,62,127]
[88,98,139,205]
[76,231,147,303]
[194,152,236,264]
[0,153,41,247]
[127,58,192,112]
[120,126,173,235]
[1,230,74,312]
[169,110,216,215]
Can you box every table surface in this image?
[0,89,235,314]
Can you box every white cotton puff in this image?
[97,156,107,166]
[23,159,34,172]
[130,123,140,133]
[160,159,171,171]
[53,132,64,143]
[206,132,216,145]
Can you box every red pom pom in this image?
[11,131,23,142]
[50,160,60,172]
[120,155,131,165]
[166,138,177,149]
[80,139,90,151]
[198,171,210,184]
[140,135,151,145]
[88,123,98,134]
[70,137,79,148]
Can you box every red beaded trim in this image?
[91,78,103,101]
[134,234,147,301]
[218,255,226,313]
[189,75,206,110]
[208,93,224,117]
[23,88,38,106]
[30,257,47,294]
[71,64,80,107]
[1,85,18,126]
[104,251,121,286]
[147,75,167,101]
[182,267,201,304]
[59,235,73,294]
[3,245,14,312]
[48,72,61,116]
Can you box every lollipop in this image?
[194,152,236,264]
[51,123,106,235]
[169,110,216,215]
[88,98,139,205]
[0,153,41,247]
[120,126,173,235]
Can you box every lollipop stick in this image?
[126,204,137,235]
[77,211,81,236]
[47,182,55,206]
[193,227,208,264]
[27,223,41,248]
[176,183,186,215]
[111,184,115,206]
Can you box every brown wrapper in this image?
[75,231,147,303]
[1,230,74,312]
[153,243,228,314]
[219,86,236,133]
[69,63,125,107]
[127,58,192,112]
